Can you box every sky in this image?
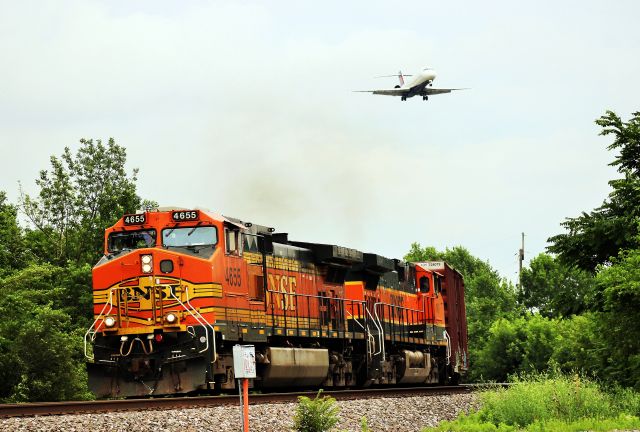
[1,0,639,281]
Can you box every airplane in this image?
[355,67,466,101]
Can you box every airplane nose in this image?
[423,70,436,81]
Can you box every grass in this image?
[423,373,640,432]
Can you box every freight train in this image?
[85,208,468,397]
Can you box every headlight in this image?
[104,316,116,328]
[141,254,153,273]
[165,313,178,324]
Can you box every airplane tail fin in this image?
[375,71,412,87]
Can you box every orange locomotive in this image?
[85,208,468,397]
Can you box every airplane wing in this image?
[354,87,468,97]
[423,88,468,95]
[353,88,409,96]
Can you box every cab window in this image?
[225,228,242,256]
[162,226,217,248]
[419,276,430,293]
[108,229,157,254]
[434,275,442,295]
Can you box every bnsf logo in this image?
[119,285,178,302]
[267,274,297,311]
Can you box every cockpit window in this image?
[108,229,157,254]
[162,226,218,248]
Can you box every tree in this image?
[473,315,559,382]
[548,111,640,271]
[0,139,152,402]
[10,306,91,402]
[594,245,640,389]
[519,253,594,318]
[20,138,142,266]
[0,191,27,275]
[550,313,605,378]
[0,265,94,401]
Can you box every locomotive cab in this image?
[86,209,229,397]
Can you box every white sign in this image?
[419,261,445,270]
[232,345,256,379]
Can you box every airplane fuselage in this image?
[402,69,437,98]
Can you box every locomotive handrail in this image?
[169,286,211,356]
[372,300,430,343]
[372,303,386,363]
[265,289,367,333]
[346,309,375,360]
[373,302,425,314]
[367,307,384,358]
[184,286,216,360]
[265,289,367,304]
[169,286,217,361]
[345,309,364,329]
[84,288,116,360]
[443,330,451,365]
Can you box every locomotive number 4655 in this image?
[123,214,146,225]
[172,210,199,221]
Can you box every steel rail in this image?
[0,385,486,418]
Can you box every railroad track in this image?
[0,385,491,418]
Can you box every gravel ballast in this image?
[0,393,478,432]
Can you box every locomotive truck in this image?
[85,208,468,397]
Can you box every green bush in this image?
[293,390,340,432]
[0,264,94,402]
[609,385,640,417]
[480,374,612,426]
[473,315,559,382]
[423,374,640,431]
[431,414,640,432]
[526,415,640,431]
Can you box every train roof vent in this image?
[363,253,395,274]
[290,241,363,265]
[271,233,289,244]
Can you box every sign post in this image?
[233,345,256,432]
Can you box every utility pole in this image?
[518,232,525,287]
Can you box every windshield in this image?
[162,226,218,248]
[108,229,157,253]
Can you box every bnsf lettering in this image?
[267,274,297,311]
[119,285,178,302]
[389,294,405,307]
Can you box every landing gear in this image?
[422,95,429,101]
[401,96,407,101]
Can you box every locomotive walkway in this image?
[0,385,496,418]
